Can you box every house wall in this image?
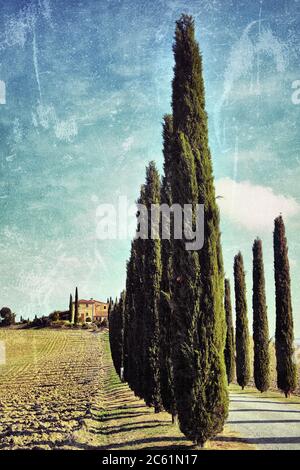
[94,302,109,321]
[72,301,109,323]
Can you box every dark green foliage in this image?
[159,115,176,419]
[0,307,15,326]
[252,238,270,393]
[123,167,162,410]
[49,311,60,321]
[69,294,73,323]
[132,188,148,398]
[224,279,235,384]
[109,303,118,372]
[143,162,162,412]
[274,216,297,397]
[170,15,228,445]
[108,297,113,321]
[123,186,147,399]
[74,287,79,325]
[109,291,125,377]
[234,252,250,390]
[123,245,136,387]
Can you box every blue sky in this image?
[0,0,299,336]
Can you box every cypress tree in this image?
[159,115,176,421]
[109,301,118,375]
[109,293,125,378]
[143,162,162,412]
[224,279,235,384]
[131,187,148,399]
[252,238,270,392]
[274,215,297,397]
[108,299,111,321]
[107,297,113,322]
[109,302,116,370]
[124,244,137,389]
[234,252,250,389]
[69,294,73,323]
[123,185,147,398]
[170,14,228,446]
[74,287,79,325]
[117,292,125,377]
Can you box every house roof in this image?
[74,299,108,305]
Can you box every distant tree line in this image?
[0,287,111,330]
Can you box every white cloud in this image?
[216,177,300,232]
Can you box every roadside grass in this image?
[229,383,300,404]
[96,333,255,450]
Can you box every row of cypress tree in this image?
[109,14,228,447]
[224,216,297,398]
[109,14,297,447]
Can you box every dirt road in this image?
[228,392,300,450]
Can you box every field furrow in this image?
[0,329,104,449]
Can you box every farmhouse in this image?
[72,299,109,323]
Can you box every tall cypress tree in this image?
[132,186,147,399]
[123,185,148,399]
[274,216,296,397]
[252,238,270,392]
[74,287,79,325]
[109,296,124,378]
[108,298,112,321]
[159,115,176,421]
[170,15,228,446]
[224,279,235,384]
[69,294,73,323]
[109,302,117,371]
[234,252,250,390]
[117,291,125,377]
[124,243,138,390]
[143,162,162,412]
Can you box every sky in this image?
[0,0,299,337]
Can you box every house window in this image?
[104,306,106,309]
[86,304,88,307]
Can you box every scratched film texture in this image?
[0,0,299,337]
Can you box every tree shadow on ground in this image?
[100,411,147,421]
[96,423,164,435]
[230,399,300,405]
[230,408,300,413]
[228,419,300,424]
[214,435,300,445]
[95,436,192,450]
